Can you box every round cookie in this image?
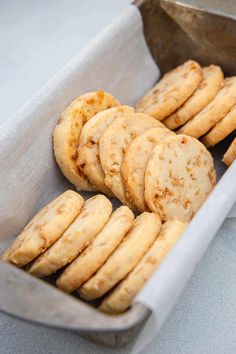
[53,91,119,191]
[2,191,84,267]
[99,113,164,207]
[100,218,187,314]
[78,212,161,300]
[222,138,236,166]
[29,195,112,277]
[178,77,236,138]
[56,206,134,292]
[136,60,202,120]
[201,104,236,147]
[121,127,174,211]
[145,135,216,222]
[163,65,224,130]
[77,106,134,195]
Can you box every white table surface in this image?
[0,1,236,353]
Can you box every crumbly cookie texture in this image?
[2,191,84,267]
[79,212,161,300]
[145,135,216,222]
[100,218,187,314]
[121,127,174,211]
[178,77,236,138]
[77,105,134,195]
[99,113,165,207]
[201,104,236,147]
[56,206,134,292]
[53,91,119,191]
[163,65,224,130]
[222,138,236,166]
[29,195,112,277]
[136,60,202,120]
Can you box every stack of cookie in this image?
[2,190,187,314]
[137,60,236,166]
[53,80,216,221]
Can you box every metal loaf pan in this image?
[0,0,236,347]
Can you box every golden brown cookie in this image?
[201,104,236,147]
[99,113,164,207]
[2,191,84,267]
[163,65,224,130]
[77,106,134,195]
[121,127,174,211]
[53,91,119,191]
[222,138,236,166]
[136,60,202,120]
[145,135,216,222]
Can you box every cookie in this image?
[121,127,174,211]
[53,91,119,191]
[79,212,161,300]
[222,138,236,166]
[163,65,224,130]
[56,206,134,292]
[100,218,187,314]
[2,191,84,267]
[77,106,134,195]
[145,135,216,222]
[29,195,112,277]
[178,77,236,138]
[99,113,164,207]
[136,60,202,120]
[201,104,236,147]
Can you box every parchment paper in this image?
[0,5,159,252]
[0,5,235,353]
